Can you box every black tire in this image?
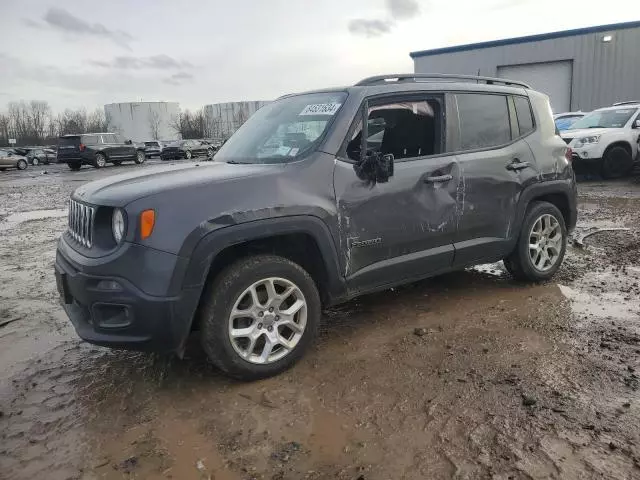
[134,150,146,164]
[68,162,82,171]
[199,255,321,380]
[207,148,214,159]
[185,150,192,160]
[94,153,107,169]
[601,145,633,179]
[31,157,39,166]
[17,159,27,170]
[503,201,567,282]
[0,168,6,171]
[112,160,123,166]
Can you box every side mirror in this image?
[634,119,640,129]
[376,154,394,183]
[354,152,394,185]
[125,139,133,145]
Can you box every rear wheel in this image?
[17,159,27,170]
[504,201,567,282]
[134,150,146,164]
[601,146,633,179]
[68,162,82,171]
[31,157,40,166]
[207,148,214,159]
[185,150,192,160]
[200,255,321,380]
[94,153,107,169]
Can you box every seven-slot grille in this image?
[68,199,96,248]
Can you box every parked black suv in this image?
[56,133,146,170]
[55,74,577,380]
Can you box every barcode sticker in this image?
[300,103,342,116]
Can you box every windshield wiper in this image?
[225,160,250,164]
[588,126,605,128]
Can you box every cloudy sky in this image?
[0,0,634,112]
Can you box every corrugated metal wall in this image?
[204,101,269,141]
[412,25,640,112]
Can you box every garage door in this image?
[498,61,572,113]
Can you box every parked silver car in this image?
[0,149,28,171]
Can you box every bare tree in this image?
[29,101,51,141]
[87,108,109,132]
[170,109,207,139]
[0,114,10,145]
[148,109,161,140]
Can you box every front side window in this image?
[513,96,535,136]
[570,108,637,129]
[215,92,347,164]
[456,93,511,150]
[347,98,442,161]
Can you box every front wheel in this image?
[68,162,82,171]
[185,150,192,160]
[601,146,632,179]
[134,150,146,164]
[17,159,28,170]
[504,201,567,282]
[31,157,39,166]
[199,255,321,380]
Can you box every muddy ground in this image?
[1,162,639,480]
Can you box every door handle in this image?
[425,174,453,183]
[506,159,531,171]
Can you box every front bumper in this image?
[55,237,201,353]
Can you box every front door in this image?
[451,92,537,266]
[334,94,459,294]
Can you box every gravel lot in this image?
[1,162,640,480]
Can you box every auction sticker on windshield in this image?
[300,103,342,116]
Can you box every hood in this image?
[73,161,278,207]
[561,128,611,139]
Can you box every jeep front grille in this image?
[68,199,95,248]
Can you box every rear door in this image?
[451,92,538,267]
[99,134,122,158]
[334,93,459,292]
[0,149,11,166]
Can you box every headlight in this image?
[575,135,601,148]
[112,208,125,243]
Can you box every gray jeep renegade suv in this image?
[55,74,577,380]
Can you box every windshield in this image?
[215,92,347,164]
[569,108,636,129]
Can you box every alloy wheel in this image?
[528,214,563,272]
[228,277,307,364]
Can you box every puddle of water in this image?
[0,209,67,232]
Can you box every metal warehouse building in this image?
[104,102,180,143]
[410,21,640,113]
[204,101,269,141]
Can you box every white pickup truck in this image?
[561,102,640,178]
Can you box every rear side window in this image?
[456,94,511,150]
[513,96,535,136]
[82,135,98,144]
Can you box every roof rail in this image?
[355,73,531,89]
[612,100,640,106]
